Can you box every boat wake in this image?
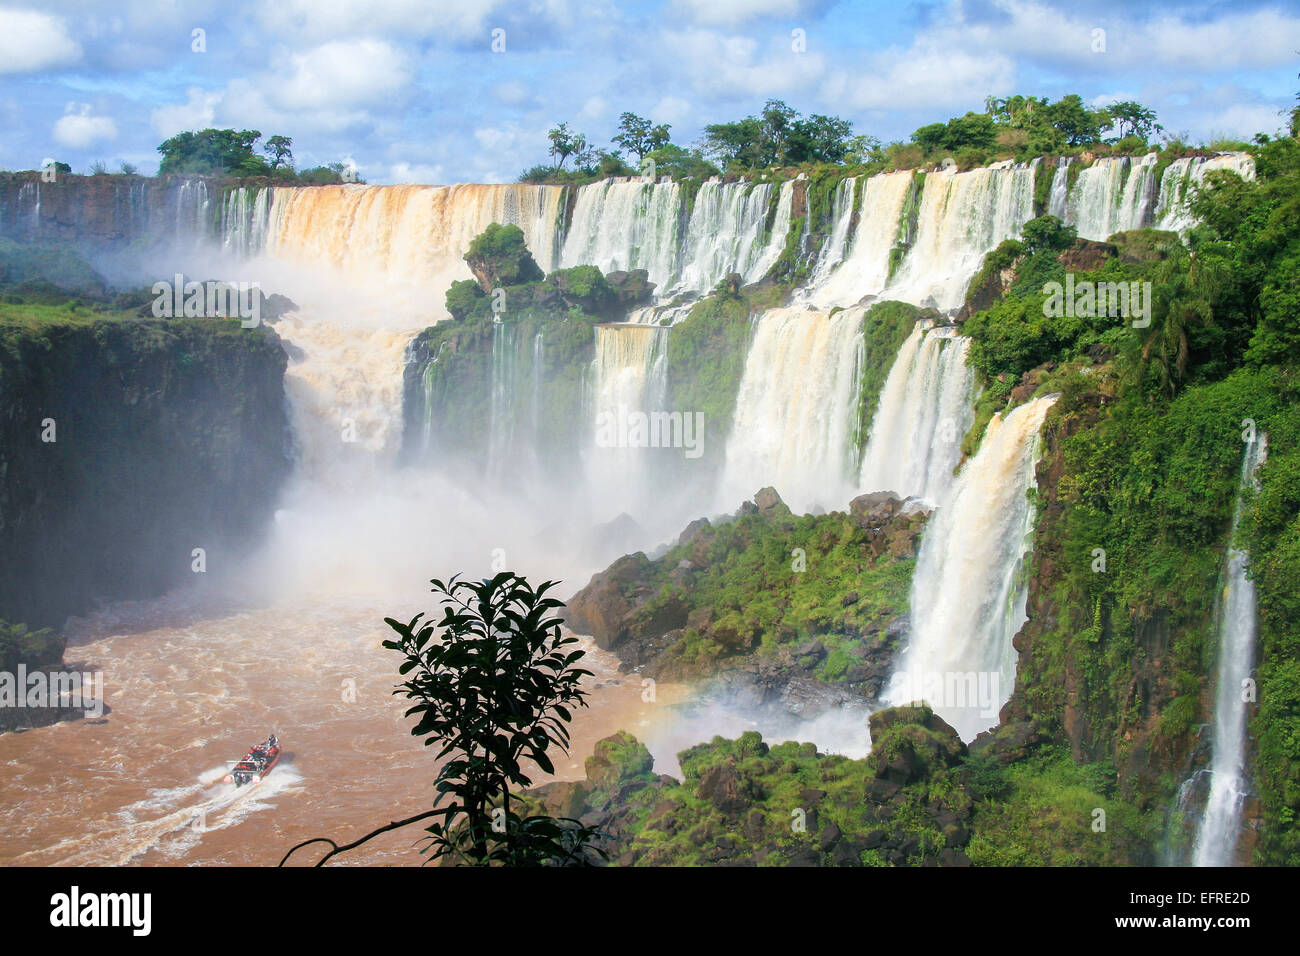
[11,762,304,866]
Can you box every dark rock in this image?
[697,761,749,816]
[819,821,842,852]
[1057,238,1118,271]
[605,269,656,308]
[785,846,822,867]
[562,552,652,648]
[753,486,785,513]
[677,516,711,548]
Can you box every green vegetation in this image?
[410,226,616,473]
[965,747,1154,865]
[856,301,934,454]
[558,707,1151,866]
[0,620,62,672]
[702,100,855,168]
[664,286,754,464]
[155,127,363,183]
[574,491,922,684]
[953,118,1300,861]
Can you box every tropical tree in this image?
[1102,101,1163,142]
[702,100,855,168]
[156,128,273,176]
[611,112,671,164]
[281,572,604,867]
[263,134,294,169]
[547,123,587,169]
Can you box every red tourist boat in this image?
[222,733,281,787]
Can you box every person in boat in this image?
[267,734,277,749]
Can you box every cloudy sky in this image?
[0,0,1296,184]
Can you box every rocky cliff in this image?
[0,316,292,630]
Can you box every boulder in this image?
[696,761,749,816]
[563,552,652,648]
[1057,238,1118,272]
[753,486,785,513]
[605,269,656,308]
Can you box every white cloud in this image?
[388,160,444,184]
[151,87,221,138]
[915,0,1300,73]
[670,0,823,27]
[827,45,1015,113]
[1196,101,1288,141]
[276,39,410,110]
[254,0,508,43]
[493,81,534,107]
[52,102,116,148]
[576,95,610,123]
[0,8,82,74]
[650,96,694,126]
[661,27,826,98]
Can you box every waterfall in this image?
[273,313,416,487]
[804,171,914,307]
[560,179,683,290]
[885,395,1058,741]
[886,160,1038,313]
[858,324,977,505]
[718,306,866,513]
[174,180,209,238]
[586,323,670,516]
[1155,153,1257,233]
[1065,153,1158,240]
[560,178,795,298]
[1193,434,1268,867]
[486,322,519,481]
[221,186,272,258]
[804,177,858,290]
[217,183,565,315]
[1047,157,1071,220]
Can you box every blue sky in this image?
[0,0,1296,184]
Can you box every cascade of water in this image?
[221,187,272,258]
[1065,153,1158,240]
[559,179,683,290]
[1193,434,1268,867]
[858,325,976,505]
[1155,153,1256,233]
[717,306,866,513]
[804,177,859,291]
[586,323,671,516]
[250,183,565,311]
[736,178,797,286]
[174,180,210,239]
[486,322,518,482]
[885,395,1058,741]
[1047,157,1071,220]
[886,160,1038,312]
[273,313,416,488]
[804,171,913,308]
[560,178,795,298]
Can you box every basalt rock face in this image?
[563,488,928,717]
[0,172,220,245]
[0,319,292,630]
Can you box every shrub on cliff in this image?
[464,223,544,292]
